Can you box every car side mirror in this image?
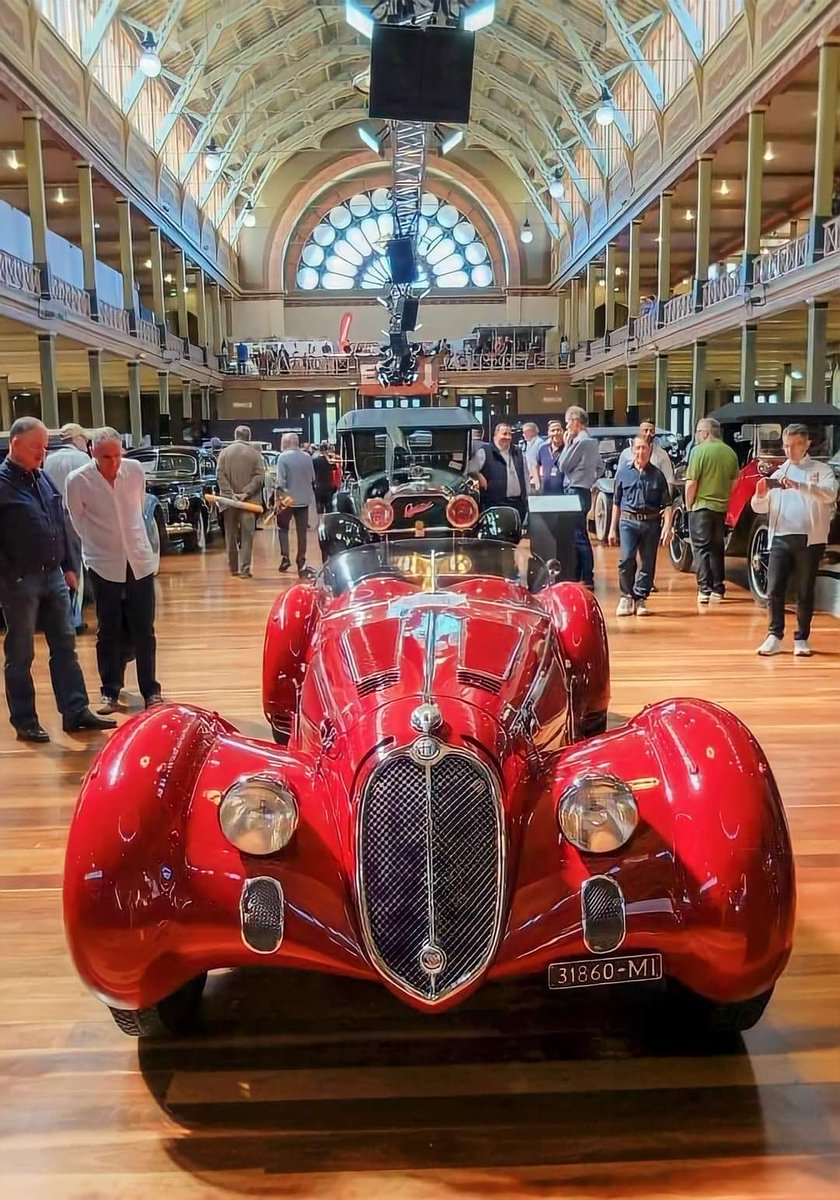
[475,505,523,544]
[318,512,372,559]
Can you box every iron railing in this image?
[98,300,131,334]
[634,312,658,342]
[50,274,91,318]
[136,317,160,346]
[608,325,630,348]
[823,215,840,258]
[702,270,741,307]
[662,292,694,325]
[0,250,40,294]
[752,234,809,285]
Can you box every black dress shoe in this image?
[62,708,117,733]
[15,723,50,743]
[278,558,291,572]
[144,692,163,709]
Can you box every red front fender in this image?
[262,583,319,738]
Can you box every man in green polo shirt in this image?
[684,416,740,604]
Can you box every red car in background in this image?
[669,402,840,602]
[64,531,794,1039]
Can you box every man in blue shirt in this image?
[0,418,116,741]
[557,407,603,588]
[536,420,566,495]
[608,435,673,616]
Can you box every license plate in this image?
[548,952,663,990]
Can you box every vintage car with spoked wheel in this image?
[331,408,493,545]
[668,402,840,604]
[64,527,794,1039]
[126,444,221,552]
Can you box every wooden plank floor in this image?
[1,529,838,1200]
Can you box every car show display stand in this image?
[528,494,581,580]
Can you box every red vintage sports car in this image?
[64,537,794,1037]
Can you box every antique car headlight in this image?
[174,494,190,512]
[446,494,480,529]
[361,498,394,531]
[558,775,638,853]
[219,776,298,855]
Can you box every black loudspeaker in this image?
[387,236,416,285]
[400,298,419,331]
[369,25,475,123]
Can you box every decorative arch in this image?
[264,151,522,293]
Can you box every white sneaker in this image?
[709,592,724,604]
[635,599,650,616]
[757,635,783,656]
[793,639,813,657]
[697,591,710,605]
[616,596,635,616]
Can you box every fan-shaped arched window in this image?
[296,189,495,292]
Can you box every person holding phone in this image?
[752,422,837,657]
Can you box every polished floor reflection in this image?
[1,531,838,1199]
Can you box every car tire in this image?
[747,517,770,605]
[665,978,774,1035]
[108,973,207,1038]
[185,513,208,553]
[154,509,169,557]
[593,491,612,542]
[668,499,693,573]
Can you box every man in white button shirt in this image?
[65,428,162,713]
[752,422,838,658]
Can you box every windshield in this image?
[347,427,471,478]
[138,452,198,476]
[727,420,840,461]
[321,538,545,598]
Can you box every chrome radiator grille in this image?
[357,748,504,1003]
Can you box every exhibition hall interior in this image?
[1,0,840,1197]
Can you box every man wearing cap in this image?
[43,424,91,632]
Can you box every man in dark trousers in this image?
[469,421,528,522]
[557,405,603,589]
[608,435,673,617]
[312,441,336,514]
[0,417,115,742]
[217,426,265,578]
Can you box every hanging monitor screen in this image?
[368,25,475,124]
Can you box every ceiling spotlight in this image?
[520,218,533,244]
[358,125,381,154]
[463,0,496,32]
[764,142,775,162]
[615,266,623,276]
[204,139,222,172]
[791,368,804,380]
[595,87,615,127]
[139,31,162,79]
[143,258,152,269]
[164,273,173,283]
[684,208,694,221]
[718,179,730,196]
[344,0,374,38]
[598,278,606,287]
[93,221,100,230]
[440,129,465,156]
[55,187,66,205]
[549,172,565,200]
[242,200,256,228]
[6,150,21,170]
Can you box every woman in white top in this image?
[751,422,838,657]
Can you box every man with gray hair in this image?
[557,405,603,588]
[684,416,739,603]
[520,422,545,492]
[274,431,316,578]
[43,423,91,632]
[66,427,161,713]
[216,425,265,577]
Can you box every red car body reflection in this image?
[64,544,794,1034]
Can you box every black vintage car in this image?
[333,409,489,539]
[126,445,221,552]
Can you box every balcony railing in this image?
[634,312,658,343]
[0,249,40,294]
[608,325,629,349]
[49,274,91,318]
[98,300,131,334]
[164,329,183,355]
[234,350,569,379]
[663,292,694,325]
[136,317,160,346]
[823,215,840,258]
[752,234,809,285]
[702,270,741,307]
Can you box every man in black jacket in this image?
[468,422,528,521]
[0,418,115,742]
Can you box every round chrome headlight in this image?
[558,775,638,853]
[174,495,190,511]
[219,776,298,856]
[361,498,394,531]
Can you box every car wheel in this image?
[668,500,693,572]
[154,510,169,556]
[108,973,207,1038]
[185,513,208,553]
[665,978,775,1035]
[593,491,612,542]
[747,517,770,605]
